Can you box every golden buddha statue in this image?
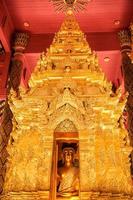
[57,144,79,197]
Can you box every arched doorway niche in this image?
[50,119,80,200]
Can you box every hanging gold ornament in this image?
[50,0,90,12]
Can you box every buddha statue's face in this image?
[64,0,76,6]
[63,148,74,167]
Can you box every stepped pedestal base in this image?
[0,191,49,200]
[80,192,133,200]
[1,192,133,200]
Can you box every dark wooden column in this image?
[9,32,30,96]
[130,23,133,63]
[0,32,29,193]
[118,26,133,176]
[118,29,132,141]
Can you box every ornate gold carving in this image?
[55,119,78,132]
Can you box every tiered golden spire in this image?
[37,10,99,71]
[30,10,107,90]
[47,10,99,70]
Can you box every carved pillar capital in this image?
[13,32,30,56]
[118,29,132,53]
[9,32,30,95]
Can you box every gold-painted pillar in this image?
[79,129,94,200]
[40,128,54,196]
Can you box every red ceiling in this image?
[4,0,133,34]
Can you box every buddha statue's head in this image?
[62,143,77,167]
[63,147,74,167]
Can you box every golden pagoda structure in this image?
[1,10,133,200]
